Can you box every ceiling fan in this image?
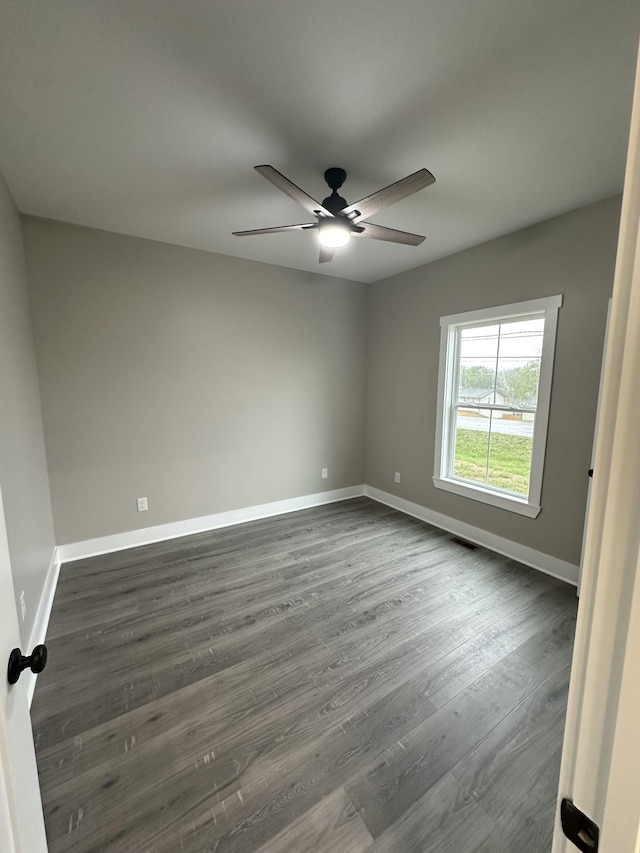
[233,165,436,263]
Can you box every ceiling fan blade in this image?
[319,245,334,263]
[354,221,426,246]
[341,168,435,223]
[232,223,316,237]
[255,165,333,218]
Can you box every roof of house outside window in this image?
[458,388,506,404]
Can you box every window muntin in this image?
[434,296,561,518]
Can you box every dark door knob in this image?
[7,644,48,685]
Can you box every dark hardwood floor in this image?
[31,497,577,852]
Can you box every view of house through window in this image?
[453,316,544,496]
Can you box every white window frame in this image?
[433,295,562,518]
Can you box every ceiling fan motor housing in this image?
[322,192,348,215]
[322,167,349,215]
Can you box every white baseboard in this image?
[365,485,579,586]
[58,485,366,564]
[56,483,579,582]
[26,546,61,707]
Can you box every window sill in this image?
[433,477,541,518]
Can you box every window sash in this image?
[454,313,544,408]
[448,408,536,497]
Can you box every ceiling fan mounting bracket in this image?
[324,167,347,191]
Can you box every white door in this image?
[0,484,48,852]
[552,36,640,853]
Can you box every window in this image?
[433,295,562,517]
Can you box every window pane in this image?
[457,325,498,405]
[452,408,490,484]
[487,411,535,495]
[453,407,535,496]
[496,318,544,408]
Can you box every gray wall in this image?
[0,177,55,645]
[22,217,368,544]
[365,196,621,566]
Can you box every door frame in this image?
[577,297,611,596]
[552,37,640,852]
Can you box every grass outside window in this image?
[452,428,534,496]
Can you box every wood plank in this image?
[31,498,576,853]
[344,649,561,838]
[255,788,373,853]
[451,665,571,851]
[34,566,561,792]
[368,772,497,853]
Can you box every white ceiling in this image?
[1,1,639,284]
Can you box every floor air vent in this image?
[450,536,478,550]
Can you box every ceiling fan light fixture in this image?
[318,220,351,248]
